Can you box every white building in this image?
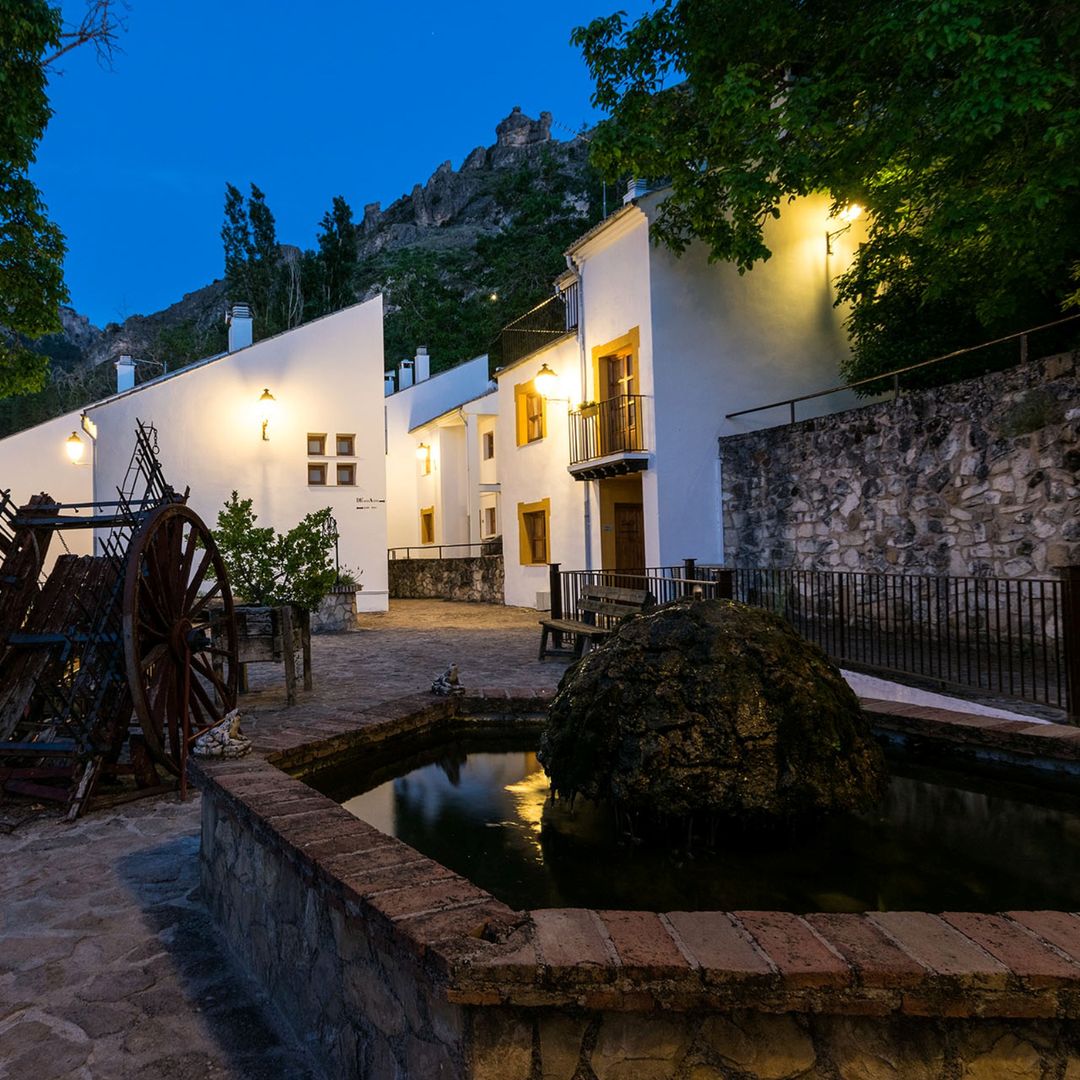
[0,299,389,610]
[383,349,498,556]
[494,186,866,606]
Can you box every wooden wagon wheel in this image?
[123,503,239,782]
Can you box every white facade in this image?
[493,336,583,608]
[491,190,867,606]
[0,298,389,610]
[384,353,495,555]
[0,410,96,566]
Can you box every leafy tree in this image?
[211,492,338,612]
[573,0,1080,384]
[221,182,301,339]
[1,1,65,396]
[221,183,252,303]
[313,195,358,316]
[0,0,126,399]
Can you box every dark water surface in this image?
[310,737,1080,913]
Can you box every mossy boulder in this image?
[537,599,887,831]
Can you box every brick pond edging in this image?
[193,692,1080,1079]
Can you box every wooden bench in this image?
[539,584,652,660]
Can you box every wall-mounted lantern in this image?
[259,388,276,441]
[416,442,431,474]
[826,203,863,255]
[533,363,561,399]
[65,431,85,464]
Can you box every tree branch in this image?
[43,0,129,70]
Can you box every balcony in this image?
[568,394,649,480]
[497,294,576,368]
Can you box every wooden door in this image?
[613,503,646,575]
[600,352,638,454]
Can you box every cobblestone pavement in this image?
[0,601,568,1080]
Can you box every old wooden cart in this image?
[0,422,239,817]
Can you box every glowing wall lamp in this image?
[416,442,431,474]
[65,431,85,464]
[259,388,276,441]
[533,363,562,399]
[826,203,863,255]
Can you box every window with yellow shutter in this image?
[514,381,547,446]
[517,499,550,565]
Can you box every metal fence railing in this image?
[726,312,1080,426]
[388,539,502,560]
[550,562,1078,720]
[497,296,574,368]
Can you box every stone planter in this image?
[310,583,360,634]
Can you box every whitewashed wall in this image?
[495,336,583,609]
[86,298,389,610]
[570,208,660,569]
[436,425,469,546]
[384,354,491,552]
[0,411,95,564]
[459,392,498,547]
[644,192,866,566]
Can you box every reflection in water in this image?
[336,749,1080,913]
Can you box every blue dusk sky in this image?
[32,0,653,328]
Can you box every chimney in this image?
[397,358,415,391]
[384,370,396,396]
[115,354,135,394]
[624,178,648,204]
[414,346,430,383]
[227,303,253,352]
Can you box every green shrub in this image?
[211,492,338,611]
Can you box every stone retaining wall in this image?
[388,556,504,603]
[194,693,1080,1080]
[720,352,1080,578]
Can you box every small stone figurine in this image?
[192,709,253,759]
[431,663,465,696]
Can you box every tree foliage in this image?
[0,0,127,399]
[222,182,300,339]
[573,0,1080,383]
[211,492,338,612]
[0,0,66,396]
[311,195,358,316]
[223,185,360,339]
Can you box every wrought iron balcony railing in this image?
[569,394,648,466]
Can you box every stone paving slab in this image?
[0,601,568,1080]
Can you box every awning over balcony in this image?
[568,451,649,481]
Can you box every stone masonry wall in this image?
[310,585,359,633]
[389,555,504,603]
[199,788,470,1078]
[467,1006,1080,1080]
[721,353,1080,577]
